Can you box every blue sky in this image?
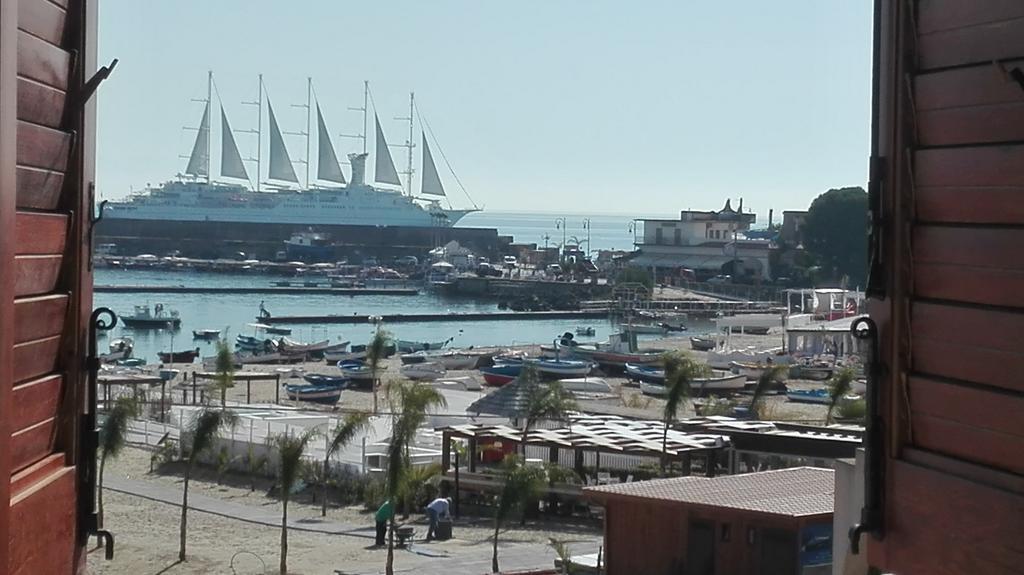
[97,1,872,218]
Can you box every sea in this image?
[95,210,691,363]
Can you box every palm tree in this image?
[492,456,546,573]
[826,367,856,424]
[660,351,709,471]
[98,396,139,528]
[748,364,789,420]
[519,369,577,456]
[321,411,370,517]
[383,381,447,575]
[273,429,317,575]
[179,408,237,562]
[213,338,235,407]
[367,328,390,414]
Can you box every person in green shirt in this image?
[375,499,394,547]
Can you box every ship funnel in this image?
[348,153,368,186]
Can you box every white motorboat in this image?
[400,361,447,381]
[707,347,789,370]
[692,371,748,392]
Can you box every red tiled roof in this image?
[584,467,834,518]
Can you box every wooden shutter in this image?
[867,1,1024,573]
[1,0,96,573]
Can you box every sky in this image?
[96,1,872,219]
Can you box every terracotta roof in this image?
[585,467,834,517]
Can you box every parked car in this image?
[502,255,518,268]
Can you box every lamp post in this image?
[555,217,566,263]
[582,218,591,256]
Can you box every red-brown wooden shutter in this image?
[1,0,96,573]
[868,1,1024,573]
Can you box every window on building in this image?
[656,228,663,244]
[674,228,682,245]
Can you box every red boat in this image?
[481,365,519,386]
[158,347,201,363]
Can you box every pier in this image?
[257,309,611,324]
[94,285,419,296]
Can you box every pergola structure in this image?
[185,371,282,404]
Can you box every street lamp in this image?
[582,218,591,256]
[555,217,567,262]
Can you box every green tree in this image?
[802,187,869,287]
[826,367,857,424]
[212,338,235,407]
[492,456,547,573]
[660,352,709,471]
[179,408,237,562]
[367,328,391,414]
[321,411,370,517]
[617,266,654,291]
[519,367,577,456]
[748,364,789,420]
[273,429,317,575]
[98,397,139,529]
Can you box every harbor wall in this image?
[96,218,509,261]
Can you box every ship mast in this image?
[341,81,368,157]
[241,74,264,191]
[287,80,311,189]
[206,71,212,184]
[394,91,415,196]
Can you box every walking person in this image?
[424,496,451,542]
[375,499,393,547]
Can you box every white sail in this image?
[220,106,249,181]
[184,101,210,177]
[374,114,402,186]
[316,104,346,185]
[267,101,299,183]
[420,134,445,197]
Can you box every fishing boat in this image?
[566,337,666,368]
[480,364,521,386]
[303,373,348,387]
[236,334,276,352]
[639,381,669,396]
[620,323,669,335]
[791,363,834,381]
[158,348,201,363]
[120,304,181,329]
[575,326,596,336]
[325,349,366,363]
[285,383,343,405]
[785,388,831,404]
[730,361,786,381]
[336,360,382,388]
[192,329,221,340]
[556,377,611,394]
[394,338,452,353]
[400,349,482,370]
[523,358,595,378]
[400,362,447,381]
[624,363,665,385]
[278,337,331,354]
[706,347,789,371]
[100,337,134,363]
[689,336,717,351]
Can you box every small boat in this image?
[401,349,482,370]
[322,340,351,353]
[491,353,525,366]
[660,322,687,333]
[158,348,201,363]
[285,383,343,405]
[236,334,276,352]
[480,364,521,386]
[557,377,611,394]
[523,358,595,378]
[640,381,668,396]
[689,336,717,351]
[101,337,134,363]
[620,323,669,335]
[730,361,786,381]
[303,373,348,387]
[192,329,221,340]
[692,372,748,392]
[114,357,146,367]
[279,337,331,354]
[325,349,366,363]
[707,348,789,370]
[394,338,452,353]
[624,363,665,384]
[120,304,181,329]
[336,360,383,388]
[400,361,447,381]
[576,326,596,336]
[792,364,834,381]
[786,388,832,404]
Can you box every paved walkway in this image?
[105,477,601,575]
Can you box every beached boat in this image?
[401,349,483,370]
[639,381,668,396]
[791,364,833,381]
[620,323,669,335]
[336,360,383,388]
[707,348,789,370]
[561,332,667,368]
[786,388,831,404]
[556,377,611,394]
[236,334,276,352]
[303,373,348,387]
[395,338,452,353]
[400,362,447,381]
[192,329,221,340]
[635,368,746,393]
[157,348,201,363]
[730,361,786,381]
[481,364,521,386]
[523,358,595,378]
[285,383,343,405]
[624,363,665,384]
[325,349,366,363]
[120,304,181,329]
[279,337,331,354]
[689,336,717,351]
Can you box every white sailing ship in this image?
[105,74,477,228]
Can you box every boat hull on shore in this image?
[285,383,343,404]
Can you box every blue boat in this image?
[284,383,343,405]
[624,363,665,384]
[481,364,522,386]
[523,358,595,378]
[303,373,348,387]
[785,388,831,404]
[337,359,378,389]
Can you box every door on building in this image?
[686,519,715,575]
[759,528,798,575]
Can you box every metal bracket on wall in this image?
[78,58,118,108]
[849,317,885,553]
[87,185,107,271]
[79,307,118,559]
[865,156,887,300]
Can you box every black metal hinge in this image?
[850,317,886,553]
